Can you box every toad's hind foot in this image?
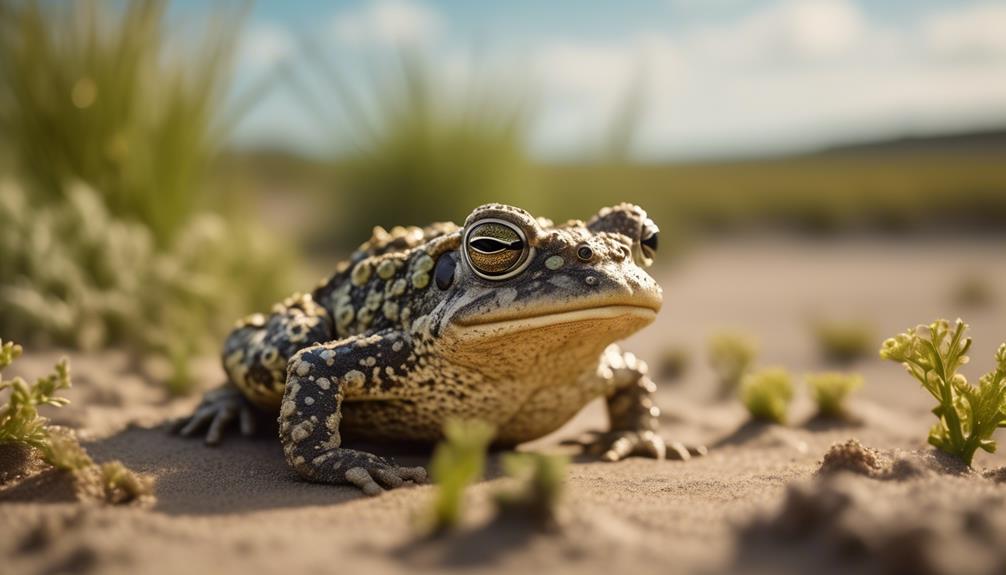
[563,429,708,461]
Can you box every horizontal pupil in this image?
[470,237,522,254]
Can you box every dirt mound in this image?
[0,441,44,485]
[738,441,1006,575]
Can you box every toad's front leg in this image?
[280,329,426,496]
[575,345,707,462]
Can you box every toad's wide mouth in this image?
[450,300,659,335]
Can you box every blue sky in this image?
[174,0,1006,160]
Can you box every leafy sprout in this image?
[880,319,1006,467]
[740,368,794,424]
[806,372,863,418]
[425,419,496,533]
[709,331,758,397]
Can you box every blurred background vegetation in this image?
[0,0,1004,393]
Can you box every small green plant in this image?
[493,452,568,529]
[656,345,691,381]
[424,419,496,533]
[880,319,1006,467]
[709,331,758,397]
[812,319,875,364]
[806,372,863,418]
[740,368,794,424]
[0,340,151,501]
[0,339,71,450]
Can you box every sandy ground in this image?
[3,236,1006,575]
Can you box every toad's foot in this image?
[563,429,708,461]
[294,448,427,497]
[172,385,258,446]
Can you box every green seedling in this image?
[709,331,758,397]
[806,372,863,418]
[656,345,691,381]
[812,320,875,364]
[493,452,569,529]
[880,319,1006,467]
[425,419,496,533]
[740,368,794,424]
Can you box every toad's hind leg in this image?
[223,292,334,408]
[279,330,426,496]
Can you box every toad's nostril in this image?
[576,245,594,262]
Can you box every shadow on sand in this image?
[79,423,438,516]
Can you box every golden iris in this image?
[465,221,527,277]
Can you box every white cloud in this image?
[239,24,293,72]
[332,0,442,48]
[922,2,1006,60]
[531,0,1006,159]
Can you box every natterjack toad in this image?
[175,203,703,495]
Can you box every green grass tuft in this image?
[880,319,1006,467]
[709,331,758,397]
[425,419,496,533]
[806,372,863,418]
[295,50,534,245]
[0,0,248,246]
[740,368,794,424]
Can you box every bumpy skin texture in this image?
[177,203,700,495]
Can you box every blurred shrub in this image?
[806,372,863,419]
[952,273,996,309]
[708,331,758,398]
[533,155,1006,240]
[0,0,292,390]
[0,181,291,393]
[740,368,793,424]
[297,51,535,245]
[656,344,691,382]
[812,319,875,365]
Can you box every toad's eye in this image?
[637,219,659,267]
[464,220,532,280]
